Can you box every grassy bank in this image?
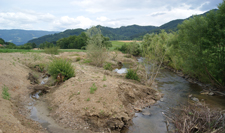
[0,48,85,53]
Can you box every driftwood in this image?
[29,85,50,95]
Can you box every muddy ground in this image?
[0,51,161,133]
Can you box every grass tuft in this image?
[2,85,10,100]
[126,69,139,81]
[48,58,75,80]
[89,83,97,94]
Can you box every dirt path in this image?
[0,52,161,133]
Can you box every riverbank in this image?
[162,63,225,97]
[0,52,161,132]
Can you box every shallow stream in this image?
[119,58,225,133]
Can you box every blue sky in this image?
[0,0,222,31]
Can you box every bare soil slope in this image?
[0,52,161,133]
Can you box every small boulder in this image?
[200,90,209,95]
[142,110,151,116]
[208,92,214,96]
[191,97,199,102]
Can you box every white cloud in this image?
[0,0,221,30]
[96,16,108,21]
[52,16,93,30]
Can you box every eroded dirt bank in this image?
[0,52,161,133]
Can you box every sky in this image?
[0,0,222,31]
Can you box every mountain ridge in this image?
[0,9,216,45]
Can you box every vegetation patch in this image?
[76,57,81,62]
[44,46,59,55]
[48,58,75,80]
[103,62,113,71]
[2,85,10,100]
[126,69,139,81]
[89,83,97,94]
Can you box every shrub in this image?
[2,85,10,100]
[44,46,59,55]
[103,63,113,71]
[126,69,139,81]
[76,57,81,62]
[89,83,97,94]
[48,58,75,80]
[86,44,107,67]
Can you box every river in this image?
[121,58,225,133]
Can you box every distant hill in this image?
[28,29,85,45]
[1,9,217,46]
[130,9,218,39]
[0,29,58,45]
[28,25,157,45]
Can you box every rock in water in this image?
[208,92,214,96]
[191,97,199,102]
[142,110,151,116]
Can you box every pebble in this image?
[0,129,2,133]
[191,97,199,102]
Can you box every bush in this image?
[103,63,113,71]
[48,58,75,80]
[126,69,139,81]
[86,44,107,67]
[2,85,10,100]
[44,46,59,55]
[76,57,81,62]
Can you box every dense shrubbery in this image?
[48,58,75,80]
[56,32,88,49]
[117,41,141,56]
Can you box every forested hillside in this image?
[28,25,157,45]
[130,9,217,39]
[0,29,58,45]
[28,29,85,45]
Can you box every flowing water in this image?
[116,58,225,133]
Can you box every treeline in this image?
[0,38,36,49]
[28,29,85,45]
[39,32,112,49]
[140,1,225,90]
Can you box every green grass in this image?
[2,85,10,100]
[103,62,113,71]
[110,41,132,50]
[89,83,97,94]
[102,75,107,81]
[126,69,140,81]
[48,58,75,80]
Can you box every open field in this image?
[110,41,132,50]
